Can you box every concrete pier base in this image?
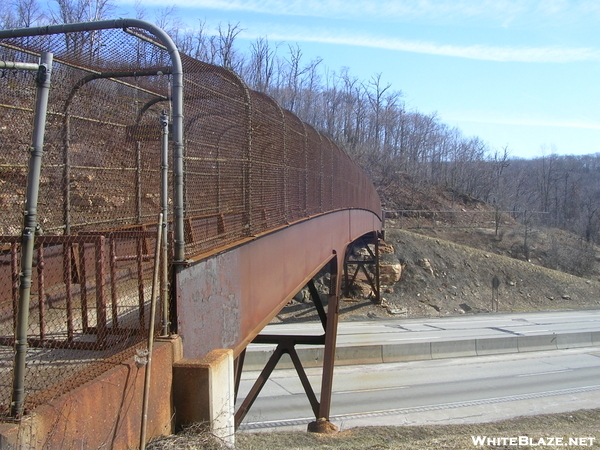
[173,349,235,447]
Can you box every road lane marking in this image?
[334,386,408,395]
[239,385,600,430]
[517,369,572,377]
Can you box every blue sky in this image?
[116,0,600,159]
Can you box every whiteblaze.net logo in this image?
[471,436,596,447]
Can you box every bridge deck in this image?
[177,209,381,359]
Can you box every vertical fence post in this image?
[160,111,170,336]
[79,242,89,332]
[36,246,46,341]
[95,236,107,347]
[139,213,163,450]
[11,51,53,419]
[11,244,18,333]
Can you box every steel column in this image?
[343,233,381,304]
[318,253,339,421]
[234,254,340,429]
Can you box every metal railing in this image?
[0,21,381,419]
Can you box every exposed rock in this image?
[293,288,311,303]
[459,303,472,312]
[379,242,395,254]
[380,263,402,285]
[417,258,434,275]
[387,305,407,315]
[346,280,374,298]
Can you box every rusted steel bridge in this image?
[0,20,381,449]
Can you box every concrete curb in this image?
[243,330,599,370]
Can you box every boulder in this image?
[380,263,402,284]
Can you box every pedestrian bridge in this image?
[0,20,381,448]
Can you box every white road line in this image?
[517,369,572,377]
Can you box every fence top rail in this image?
[0,235,105,244]
[384,210,550,215]
[78,231,157,238]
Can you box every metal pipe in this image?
[160,111,170,336]
[139,212,163,450]
[0,19,186,261]
[11,51,53,419]
[0,61,40,70]
[171,71,185,262]
[36,246,46,340]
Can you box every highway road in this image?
[250,309,600,349]
[238,344,600,431]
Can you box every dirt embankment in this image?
[275,225,600,323]
[377,227,600,318]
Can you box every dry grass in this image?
[146,423,227,450]
[236,409,600,449]
[146,409,600,449]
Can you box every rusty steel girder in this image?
[176,208,380,427]
[175,209,381,359]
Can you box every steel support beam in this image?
[317,253,339,421]
[344,231,381,304]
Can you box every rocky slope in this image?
[274,226,600,323]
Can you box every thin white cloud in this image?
[237,25,600,63]
[451,115,600,130]
[121,0,600,23]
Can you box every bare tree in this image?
[13,0,43,27]
[51,0,113,24]
[51,0,114,58]
[365,73,393,150]
[244,37,278,94]
[0,0,17,28]
[215,22,244,72]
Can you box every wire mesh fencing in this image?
[0,22,381,418]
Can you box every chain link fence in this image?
[0,23,381,418]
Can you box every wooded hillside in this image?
[2,4,599,247]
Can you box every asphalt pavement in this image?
[239,309,600,431]
[244,309,600,369]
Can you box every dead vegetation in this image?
[236,408,600,449]
[146,423,228,450]
[148,408,600,449]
